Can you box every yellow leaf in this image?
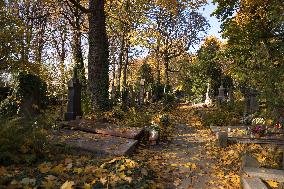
[119,165,126,171]
[60,181,74,189]
[266,180,279,188]
[83,183,91,189]
[42,179,56,189]
[100,177,107,185]
[38,162,51,174]
[73,168,83,174]
[51,164,65,174]
[124,176,132,183]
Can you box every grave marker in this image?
[217,84,225,104]
[64,74,82,121]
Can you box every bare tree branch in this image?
[68,0,89,13]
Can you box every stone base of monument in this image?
[241,177,268,189]
[53,130,138,156]
[242,167,284,183]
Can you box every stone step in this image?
[62,120,144,140]
[241,177,268,189]
[53,129,138,156]
[243,167,284,182]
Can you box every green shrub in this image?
[123,107,152,128]
[0,96,19,118]
[162,93,176,111]
[0,116,49,165]
[17,73,48,108]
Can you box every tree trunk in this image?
[116,35,125,95]
[88,0,109,110]
[121,45,129,109]
[164,57,170,87]
[73,8,86,86]
[122,45,129,90]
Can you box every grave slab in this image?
[228,137,284,145]
[241,177,268,189]
[243,167,284,182]
[62,119,144,140]
[53,130,138,156]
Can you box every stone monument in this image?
[205,82,212,105]
[217,84,225,104]
[249,89,259,113]
[64,71,82,121]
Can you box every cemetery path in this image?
[134,105,241,188]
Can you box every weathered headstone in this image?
[249,89,259,113]
[217,84,225,104]
[244,89,259,113]
[216,131,228,147]
[64,76,82,121]
[241,154,260,168]
[149,129,159,145]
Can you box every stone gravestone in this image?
[249,89,259,113]
[216,131,228,148]
[217,84,225,104]
[244,89,259,113]
[64,75,82,121]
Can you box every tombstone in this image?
[217,84,225,104]
[205,82,212,104]
[244,89,259,113]
[64,74,82,121]
[216,131,228,148]
[139,79,145,105]
[249,89,259,113]
[241,154,260,169]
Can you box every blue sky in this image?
[201,0,223,40]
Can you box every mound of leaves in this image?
[0,156,152,188]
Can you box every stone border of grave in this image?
[241,155,284,189]
[211,126,284,147]
[55,119,148,157]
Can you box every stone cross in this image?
[64,74,82,121]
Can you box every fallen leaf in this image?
[38,162,51,174]
[100,177,107,185]
[266,180,279,188]
[60,180,74,189]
